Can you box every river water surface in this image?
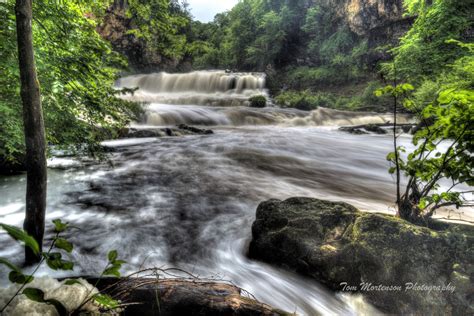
[0,71,468,315]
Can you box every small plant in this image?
[376,81,473,223]
[0,220,126,315]
[249,95,267,108]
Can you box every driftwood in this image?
[88,277,291,316]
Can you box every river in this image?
[0,71,468,315]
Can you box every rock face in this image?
[344,0,405,35]
[97,3,190,72]
[249,197,474,315]
[322,0,413,65]
[90,278,290,316]
[317,0,406,35]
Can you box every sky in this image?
[186,0,238,23]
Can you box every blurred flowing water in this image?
[1,71,466,315]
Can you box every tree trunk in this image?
[15,0,47,264]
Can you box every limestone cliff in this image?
[342,0,405,35]
[317,0,413,65]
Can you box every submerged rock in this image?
[249,197,474,315]
[339,123,416,135]
[177,124,214,135]
[89,278,291,316]
[338,126,369,135]
[125,125,213,139]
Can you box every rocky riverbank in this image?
[248,197,474,315]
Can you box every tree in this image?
[15,0,46,264]
[386,0,472,81]
[0,0,140,172]
[377,42,473,223]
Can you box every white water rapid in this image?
[1,71,468,315]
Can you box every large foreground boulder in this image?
[248,197,474,315]
[90,278,290,316]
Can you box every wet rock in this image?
[124,125,213,139]
[339,127,369,135]
[177,124,214,135]
[249,197,474,315]
[126,129,166,138]
[339,123,416,135]
[88,278,291,316]
[364,124,387,134]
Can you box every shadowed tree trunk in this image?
[15,0,47,264]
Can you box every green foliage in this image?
[249,95,267,108]
[93,293,120,310]
[275,84,392,111]
[385,0,472,80]
[125,0,190,60]
[377,43,473,220]
[275,90,333,110]
[103,250,126,277]
[0,0,141,167]
[285,65,366,89]
[0,219,126,313]
[0,224,40,255]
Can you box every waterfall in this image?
[116,70,267,106]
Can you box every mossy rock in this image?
[249,95,267,108]
[249,197,474,315]
[294,98,313,111]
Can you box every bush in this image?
[284,65,365,90]
[275,90,337,110]
[249,95,267,108]
[294,98,312,111]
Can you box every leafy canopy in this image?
[0,0,140,166]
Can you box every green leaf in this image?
[0,224,40,255]
[93,294,119,309]
[0,257,21,273]
[103,266,121,277]
[52,219,68,233]
[22,288,45,302]
[55,238,73,253]
[108,250,117,262]
[9,271,33,284]
[45,253,74,271]
[64,279,82,286]
[114,260,127,265]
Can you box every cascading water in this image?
[3,71,461,315]
[116,70,411,127]
[116,70,267,106]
